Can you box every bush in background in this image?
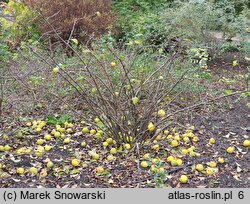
[23,0,116,45]
[0,0,38,48]
[113,0,170,48]
[159,0,250,57]
[113,0,250,57]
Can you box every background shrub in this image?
[23,0,116,45]
[113,0,250,56]
[113,0,170,48]
[0,0,38,48]
[159,0,250,57]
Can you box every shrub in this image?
[113,0,250,56]
[0,0,38,48]
[160,0,250,57]
[23,0,116,45]
[113,0,170,48]
[214,0,250,15]
[10,19,191,146]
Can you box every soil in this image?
[190,52,250,187]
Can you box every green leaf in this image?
[46,115,74,125]
[59,115,74,123]
[46,116,59,125]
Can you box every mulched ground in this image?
[190,52,250,187]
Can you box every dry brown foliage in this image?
[23,0,116,44]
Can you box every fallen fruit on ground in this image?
[124,143,131,150]
[106,138,113,144]
[171,140,179,147]
[90,129,96,135]
[151,144,159,151]
[193,136,199,142]
[47,161,54,168]
[167,155,174,162]
[63,138,71,144]
[157,109,166,117]
[44,134,51,141]
[54,131,61,138]
[208,161,217,168]
[181,149,188,154]
[243,140,250,147]
[158,167,165,174]
[96,166,104,173]
[16,167,25,174]
[218,157,225,164]
[110,148,117,154]
[44,145,52,151]
[107,154,114,161]
[66,128,73,133]
[209,138,215,144]
[29,167,38,174]
[81,141,86,147]
[171,160,178,166]
[152,158,158,164]
[179,175,188,183]
[150,165,156,172]
[40,170,48,177]
[26,122,32,127]
[226,146,235,154]
[36,139,45,145]
[206,168,214,175]
[37,146,45,152]
[176,159,183,166]
[141,161,148,168]
[196,164,204,171]
[103,142,108,147]
[143,153,150,159]
[93,153,99,160]
[183,137,190,142]
[82,127,89,134]
[71,159,80,167]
